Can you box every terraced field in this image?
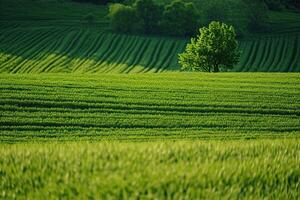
[1,73,299,142]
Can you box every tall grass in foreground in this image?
[1,140,300,199]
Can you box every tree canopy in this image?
[179,22,240,72]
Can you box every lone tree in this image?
[178,21,240,72]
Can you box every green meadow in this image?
[1,73,299,198]
[0,73,299,142]
[1,140,300,199]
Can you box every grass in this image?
[1,1,300,198]
[1,140,300,199]
[0,73,299,142]
[1,73,298,199]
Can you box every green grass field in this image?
[1,140,300,199]
[1,0,300,199]
[0,73,299,142]
[2,73,299,198]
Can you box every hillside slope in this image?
[0,0,300,72]
[1,23,299,73]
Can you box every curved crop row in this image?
[236,34,300,72]
[0,24,299,73]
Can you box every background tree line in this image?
[73,0,300,37]
[108,0,199,37]
[108,0,270,37]
[72,0,126,5]
[72,0,300,9]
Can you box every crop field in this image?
[0,24,187,73]
[1,71,299,196]
[1,24,300,73]
[1,73,300,199]
[0,73,299,142]
[1,140,300,199]
[1,0,300,73]
[1,0,300,199]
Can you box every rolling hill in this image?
[0,0,300,73]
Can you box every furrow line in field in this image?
[49,30,86,72]
[69,31,99,72]
[1,98,298,116]
[120,38,147,73]
[275,36,290,72]
[141,38,164,73]
[257,38,271,71]
[2,95,297,110]
[110,35,139,72]
[15,30,67,73]
[155,40,175,72]
[0,30,47,68]
[94,33,123,72]
[100,34,132,73]
[160,41,182,72]
[2,29,60,73]
[126,38,152,73]
[54,30,92,71]
[38,30,81,73]
[72,33,107,72]
[89,33,122,73]
[27,28,73,72]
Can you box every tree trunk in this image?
[213,65,219,72]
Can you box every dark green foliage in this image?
[0,0,109,21]
[288,0,300,9]
[204,1,229,23]
[135,0,163,34]
[72,0,126,5]
[197,0,267,36]
[160,0,199,37]
[83,13,96,24]
[108,0,199,36]
[179,22,240,72]
[263,0,300,10]
[264,0,286,10]
[107,0,297,36]
[243,0,268,30]
[108,3,143,33]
